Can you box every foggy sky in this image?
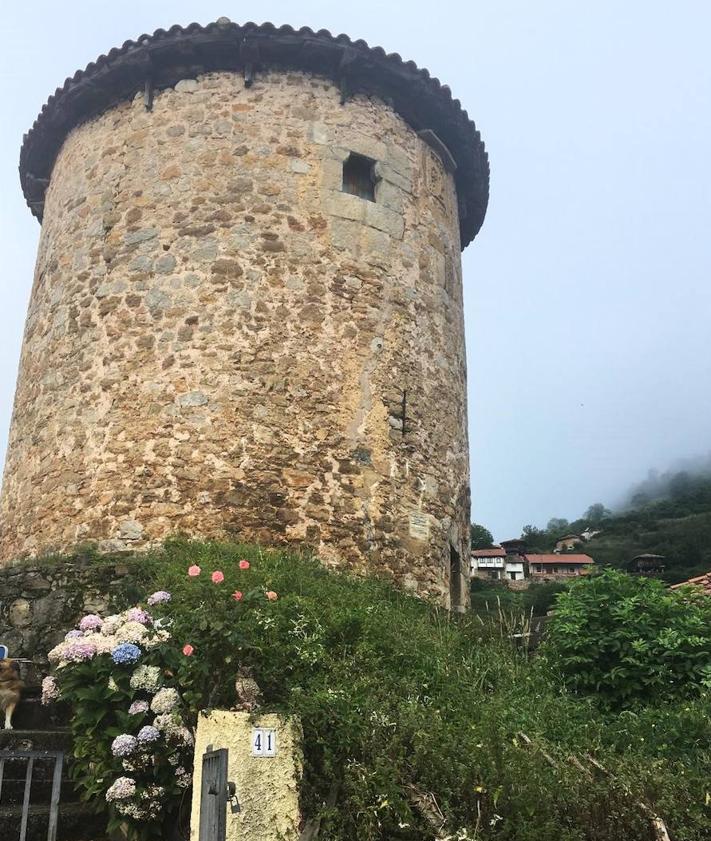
[1,1,709,541]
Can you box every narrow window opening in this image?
[449,544,463,610]
[342,153,377,201]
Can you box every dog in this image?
[0,658,23,729]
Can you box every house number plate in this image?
[251,727,277,757]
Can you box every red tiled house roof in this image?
[670,572,711,594]
[524,554,594,565]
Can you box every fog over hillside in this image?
[618,453,711,510]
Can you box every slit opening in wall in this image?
[342,152,378,202]
[449,543,463,611]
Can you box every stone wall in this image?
[0,557,133,670]
[0,70,471,607]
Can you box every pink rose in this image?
[266,591,278,602]
[188,565,201,577]
[238,559,250,570]
[232,591,243,602]
[182,644,194,656]
[211,571,225,584]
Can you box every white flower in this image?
[115,621,149,645]
[83,633,117,656]
[41,676,60,705]
[150,687,180,715]
[153,712,182,737]
[129,665,161,693]
[106,776,136,802]
[101,615,123,635]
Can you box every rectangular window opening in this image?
[342,152,377,202]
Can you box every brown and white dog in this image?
[0,658,23,729]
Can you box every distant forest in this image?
[474,460,711,585]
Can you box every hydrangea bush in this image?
[45,569,280,841]
[46,600,194,840]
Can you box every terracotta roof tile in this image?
[670,572,711,594]
[524,554,594,565]
[471,548,506,557]
[19,19,489,245]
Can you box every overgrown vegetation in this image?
[470,578,567,617]
[544,568,711,708]
[47,541,711,840]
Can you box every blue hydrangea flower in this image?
[111,643,141,665]
[137,725,160,743]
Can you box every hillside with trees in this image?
[517,467,711,584]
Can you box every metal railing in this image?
[0,750,64,841]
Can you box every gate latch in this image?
[228,780,241,814]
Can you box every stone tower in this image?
[1,20,488,608]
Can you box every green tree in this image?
[546,517,569,534]
[584,503,611,523]
[545,568,711,708]
[470,523,494,549]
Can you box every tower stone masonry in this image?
[1,20,489,608]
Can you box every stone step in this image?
[0,776,77,805]
[0,729,72,753]
[13,696,71,731]
[0,801,107,841]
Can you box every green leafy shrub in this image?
[44,543,711,840]
[144,541,709,840]
[544,568,711,708]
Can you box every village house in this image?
[526,553,595,580]
[670,571,711,594]
[554,534,583,553]
[629,553,666,575]
[470,548,525,582]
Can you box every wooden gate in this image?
[198,748,229,841]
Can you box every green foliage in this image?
[470,523,495,549]
[584,504,611,524]
[524,472,711,582]
[121,540,709,840]
[524,581,568,615]
[544,568,711,709]
[470,581,567,618]
[43,542,711,840]
[546,517,570,534]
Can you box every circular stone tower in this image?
[1,19,488,608]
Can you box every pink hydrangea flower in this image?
[211,570,225,584]
[126,607,152,625]
[238,559,250,570]
[187,565,201,577]
[182,644,194,656]
[266,591,278,601]
[79,614,103,632]
[147,591,171,606]
[232,591,243,602]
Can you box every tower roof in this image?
[19,19,489,247]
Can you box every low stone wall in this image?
[0,556,137,673]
